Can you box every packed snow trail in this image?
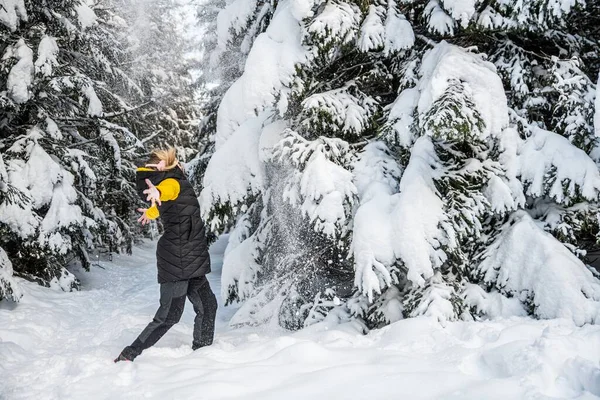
[1,238,600,400]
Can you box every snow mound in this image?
[1,238,599,400]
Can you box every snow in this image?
[301,84,378,136]
[383,1,414,54]
[518,126,600,204]
[276,134,356,238]
[200,114,267,230]
[492,126,526,211]
[477,5,509,29]
[0,127,85,242]
[221,223,261,301]
[289,0,323,21]
[2,237,600,399]
[293,149,354,237]
[478,211,600,326]
[441,0,476,28]
[352,142,401,300]
[39,172,83,254]
[418,41,509,139]
[352,136,458,299]
[387,87,419,147]
[45,117,62,140]
[424,0,455,36]
[0,153,8,192]
[393,136,448,287]
[0,247,22,303]
[75,0,97,29]
[84,85,103,117]
[0,158,39,238]
[595,72,600,139]
[215,1,307,146]
[358,5,385,53]
[22,141,63,208]
[308,1,361,46]
[100,128,120,169]
[462,284,527,318]
[5,38,34,104]
[358,0,415,55]
[0,0,27,31]
[35,35,59,77]
[216,0,258,52]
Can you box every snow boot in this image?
[114,353,133,363]
[114,348,136,363]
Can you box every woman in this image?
[114,148,217,362]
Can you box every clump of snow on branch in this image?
[358,2,414,54]
[75,0,97,30]
[518,127,600,204]
[5,39,34,104]
[308,1,361,47]
[200,115,267,231]
[441,0,476,28]
[301,84,378,137]
[477,211,600,325]
[0,0,27,31]
[84,85,103,117]
[424,0,455,36]
[386,87,419,147]
[216,0,259,51]
[594,72,600,140]
[216,2,307,145]
[351,141,401,301]
[393,137,449,287]
[35,36,59,77]
[274,132,356,237]
[418,41,509,138]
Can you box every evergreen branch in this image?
[102,100,155,118]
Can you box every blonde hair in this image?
[148,147,179,170]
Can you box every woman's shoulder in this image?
[162,166,186,181]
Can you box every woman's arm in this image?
[155,178,180,202]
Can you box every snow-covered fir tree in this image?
[201,0,600,328]
[0,0,201,300]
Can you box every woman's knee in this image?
[164,295,186,324]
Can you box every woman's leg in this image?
[118,280,188,361]
[187,276,218,350]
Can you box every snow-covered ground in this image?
[1,237,599,400]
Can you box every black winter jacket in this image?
[136,167,210,283]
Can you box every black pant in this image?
[123,276,218,360]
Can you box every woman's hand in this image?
[137,208,152,225]
[143,179,161,206]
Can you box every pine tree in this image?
[190,0,600,328]
[201,0,600,328]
